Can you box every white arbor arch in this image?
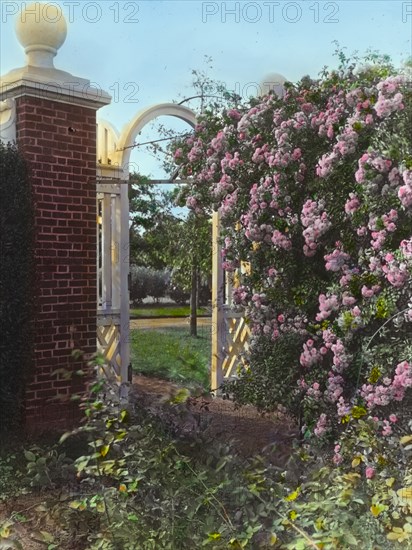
[117,103,196,171]
[96,104,196,396]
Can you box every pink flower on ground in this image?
[365,467,375,479]
[382,420,393,436]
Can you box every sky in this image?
[1,0,411,177]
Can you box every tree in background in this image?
[128,172,171,268]
[128,59,240,332]
[166,210,212,336]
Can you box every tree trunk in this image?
[190,262,197,337]
[196,268,201,309]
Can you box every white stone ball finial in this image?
[15,2,67,69]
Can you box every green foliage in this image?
[166,283,190,305]
[2,362,410,549]
[42,371,411,549]
[24,446,76,489]
[168,212,212,293]
[129,177,176,270]
[223,333,304,417]
[129,266,169,305]
[0,143,34,433]
[129,173,163,233]
[0,453,25,501]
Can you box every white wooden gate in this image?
[95,107,196,395]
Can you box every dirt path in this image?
[130,317,212,330]
[131,375,297,463]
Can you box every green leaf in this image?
[24,451,36,462]
[39,532,54,543]
[120,409,129,423]
[59,431,74,444]
[68,501,82,510]
[100,445,110,457]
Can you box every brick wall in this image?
[15,96,97,432]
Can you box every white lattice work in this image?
[221,311,250,379]
[211,210,251,390]
[97,315,122,381]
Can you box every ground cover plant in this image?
[1,363,411,549]
[130,326,211,388]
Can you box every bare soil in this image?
[131,374,298,463]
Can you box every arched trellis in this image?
[96,104,196,396]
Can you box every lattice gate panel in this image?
[221,314,251,379]
[97,320,122,382]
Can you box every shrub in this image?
[170,51,412,443]
[129,266,169,304]
[130,265,150,304]
[146,269,169,302]
[0,142,34,433]
[167,282,190,305]
[27,367,411,549]
[223,332,304,415]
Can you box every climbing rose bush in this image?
[172,55,412,443]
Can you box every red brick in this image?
[14,95,98,433]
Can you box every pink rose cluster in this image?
[361,361,412,410]
[301,200,331,257]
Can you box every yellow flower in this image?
[351,406,367,419]
[368,366,381,383]
[285,487,300,501]
[119,484,127,493]
[370,503,386,517]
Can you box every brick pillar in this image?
[0,3,111,432]
[16,98,100,431]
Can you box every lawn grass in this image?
[130,305,209,318]
[130,326,211,389]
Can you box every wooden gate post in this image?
[211,210,225,392]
